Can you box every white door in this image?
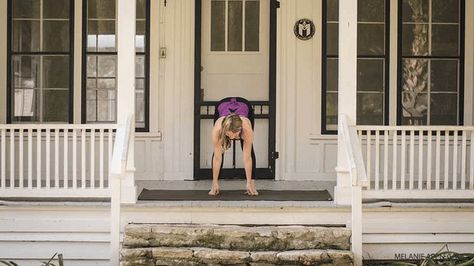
[199,0,270,175]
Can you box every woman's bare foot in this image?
[245,179,259,196]
[209,183,220,196]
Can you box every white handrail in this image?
[109,114,134,266]
[339,114,368,266]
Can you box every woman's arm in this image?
[211,123,223,184]
[241,118,254,181]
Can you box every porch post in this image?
[335,0,357,205]
[117,0,137,203]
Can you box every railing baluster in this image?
[91,130,95,188]
[401,130,406,190]
[461,130,467,190]
[28,129,33,189]
[427,130,432,190]
[1,129,6,188]
[19,130,24,188]
[64,130,68,188]
[73,129,77,189]
[108,129,113,188]
[444,130,449,189]
[366,130,371,190]
[435,130,441,190]
[470,131,474,190]
[10,129,15,188]
[384,130,389,190]
[55,129,59,188]
[453,130,458,190]
[392,129,397,190]
[46,129,50,188]
[418,130,423,190]
[82,129,86,189]
[409,130,415,190]
[100,129,104,188]
[375,130,380,190]
[37,130,41,188]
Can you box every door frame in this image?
[193,0,278,180]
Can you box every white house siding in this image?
[0,0,474,182]
[1,203,474,263]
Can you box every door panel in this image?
[196,0,274,179]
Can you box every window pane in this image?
[44,0,70,19]
[326,23,339,56]
[136,21,146,52]
[402,24,428,56]
[12,55,40,89]
[86,99,97,122]
[401,92,428,125]
[97,55,116,77]
[228,1,243,51]
[43,56,69,88]
[88,20,116,52]
[44,21,70,52]
[88,0,115,19]
[211,1,225,51]
[87,55,97,77]
[43,90,69,122]
[358,0,384,22]
[97,78,115,89]
[136,78,145,90]
[87,78,97,89]
[327,0,339,21]
[245,1,259,51]
[13,0,40,19]
[357,93,384,125]
[136,55,145,78]
[432,24,459,56]
[357,59,384,92]
[96,90,116,122]
[327,58,338,92]
[136,90,145,125]
[358,24,384,55]
[13,89,40,122]
[430,93,457,125]
[432,0,459,23]
[136,0,146,20]
[326,93,338,128]
[402,0,428,23]
[12,20,40,52]
[431,59,458,92]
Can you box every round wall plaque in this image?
[294,18,315,40]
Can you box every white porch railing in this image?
[0,124,117,198]
[356,126,474,199]
[341,117,474,266]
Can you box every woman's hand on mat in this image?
[209,182,220,196]
[245,179,259,196]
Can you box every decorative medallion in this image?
[294,18,315,40]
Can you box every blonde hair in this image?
[219,114,243,152]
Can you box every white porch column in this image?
[117,0,137,203]
[334,0,357,205]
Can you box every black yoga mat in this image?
[138,188,333,201]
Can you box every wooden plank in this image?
[461,130,467,189]
[36,130,41,188]
[392,129,397,190]
[9,130,14,188]
[19,131,24,188]
[453,130,458,189]
[1,129,5,188]
[384,130,389,190]
[28,129,33,189]
[409,130,414,190]
[401,130,406,190]
[426,130,432,190]
[45,129,50,188]
[367,130,371,190]
[418,130,423,190]
[444,130,449,189]
[375,130,380,190]
[436,130,441,190]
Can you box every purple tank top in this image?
[217,98,249,117]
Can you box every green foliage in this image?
[364,244,474,266]
[1,253,63,266]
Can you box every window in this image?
[211,0,260,52]
[399,0,464,125]
[8,0,73,123]
[322,0,389,132]
[83,0,150,130]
